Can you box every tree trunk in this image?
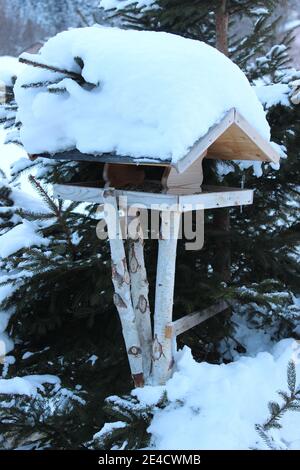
[215,0,229,55]
[103,190,144,387]
[152,210,181,385]
[212,208,231,282]
[128,212,153,381]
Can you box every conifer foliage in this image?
[255,360,300,450]
[0,0,299,450]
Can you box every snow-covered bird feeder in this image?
[15,27,280,387]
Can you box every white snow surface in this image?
[0,128,27,178]
[15,26,270,163]
[0,220,50,258]
[0,374,60,396]
[254,83,291,109]
[0,56,24,87]
[93,421,127,441]
[0,310,14,355]
[99,0,155,10]
[133,339,300,450]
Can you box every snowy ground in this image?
[133,339,300,450]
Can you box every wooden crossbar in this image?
[165,300,230,338]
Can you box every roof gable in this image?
[39,108,280,173]
[175,108,280,173]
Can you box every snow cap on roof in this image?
[0,56,24,87]
[15,26,270,163]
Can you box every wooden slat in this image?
[53,184,178,209]
[54,184,104,203]
[179,187,253,211]
[207,122,268,161]
[234,110,280,164]
[53,183,253,211]
[39,149,171,166]
[176,109,235,173]
[176,108,280,172]
[166,300,229,338]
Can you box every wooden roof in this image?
[38,108,280,173]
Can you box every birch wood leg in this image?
[128,211,153,381]
[152,209,181,385]
[103,190,144,387]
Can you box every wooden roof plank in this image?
[234,110,280,164]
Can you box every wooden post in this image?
[128,210,153,381]
[214,0,231,286]
[152,209,181,385]
[103,190,144,387]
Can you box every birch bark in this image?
[152,210,181,385]
[103,190,144,387]
[128,211,152,381]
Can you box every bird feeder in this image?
[13,26,281,387]
[34,107,280,387]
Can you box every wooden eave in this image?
[38,108,280,172]
[38,149,171,166]
[175,108,280,173]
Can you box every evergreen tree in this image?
[0,170,16,235]
[255,360,300,450]
[0,1,299,449]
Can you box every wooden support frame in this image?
[152,210,181,385]
[128,210,153,382]
[165,300,230,339]
[54,183,253,211]
[103,189,144,387]
[55,185,250,387]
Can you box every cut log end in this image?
[132,372,145,388]
[28,154,39,161]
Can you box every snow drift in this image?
[15,26,270,163]
[133,339,300,450]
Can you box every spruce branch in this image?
[21,79,65,90]
[28,175,77,259]
[255,361,300,449]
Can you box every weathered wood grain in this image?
[166,300,230,338]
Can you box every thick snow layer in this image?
[254,84,291,109]
[93,421,127,441]
[0,374,60,396]
[15,27,270,163]
[134,339,300,450]
[0,311,10,335]
[0,309,14,355]
[0,220,49,258]
[0,335,14,355]
[0,56,24,87]
[0,128,27,178]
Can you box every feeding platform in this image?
[13,26,281,387]
[54,183,253,211]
